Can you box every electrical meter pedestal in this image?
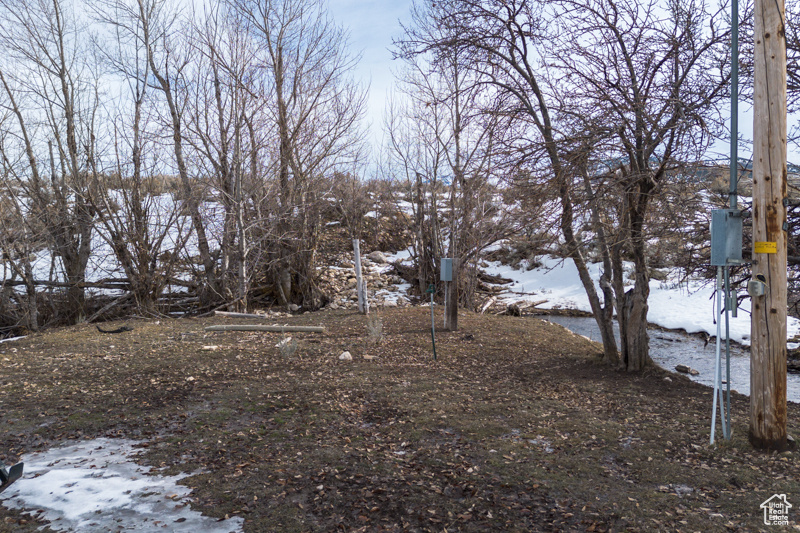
[709,209,743,443]
[440,258,453,330]
[711,209,743,267]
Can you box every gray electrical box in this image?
[440,258,453,281]
[710,209,743,266]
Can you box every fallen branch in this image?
[88,293,134,323]
[204,325,325,333]
[477,272,514,285]
[526,299,549,308]
[0,279,130,290]
[196,297,246,318]
[480,297,496,314]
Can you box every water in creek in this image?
[541,315,800,404]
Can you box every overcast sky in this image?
[324,0,800,166]
[327,0,414,155]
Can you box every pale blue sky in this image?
[324,0,798,166]
[328,0,414,151]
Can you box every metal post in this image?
[712,267,729,443]
[427,284,437,361]
[730,0,739,211]
[443,282,448,329]
[724,267,732,439]
[711,267,722,444]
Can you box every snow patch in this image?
[483,255,800,346]
[0,438,243,532]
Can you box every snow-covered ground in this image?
[0,438,243,532]
[481,255,800,347]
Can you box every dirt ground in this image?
[0,307,798,532]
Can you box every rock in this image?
[362,354,376,360]
[201,345,219,351]
[339,351,353,361]
[367,251,387,263]
[675,364,699,376]
[663,376,672,382]
[288,303,300,312]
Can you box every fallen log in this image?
[204,325,325,333]
[214,311,269,319]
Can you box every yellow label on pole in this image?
[754,241,778,254]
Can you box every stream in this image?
[541,315,800,404]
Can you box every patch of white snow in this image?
[0,438,243,533]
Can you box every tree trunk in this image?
[581,169,619,364]
[622,283,650,371]
[611,243,629,366]
[621,199,652,371]
[415,173,427,294]
[445,259,458,331]
[278,268,292,305]
[24,261,38,332]
[557,167,618,363]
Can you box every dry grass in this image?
[0,307,798,532]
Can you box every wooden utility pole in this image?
[750,0,789,450]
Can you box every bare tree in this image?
[551,0,729,369]
[0,0,103,324]
[383,86,444,298]
[395,5,514,330]
[231,0,368,308]
[0,158,41,331]
[400,0,619,354]
[404,0,728,368]
[89,0,193,316]
[127,0,224,307]
[330,170,374,313]
[183,2,266,311]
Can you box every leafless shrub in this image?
[276,334,298,357]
